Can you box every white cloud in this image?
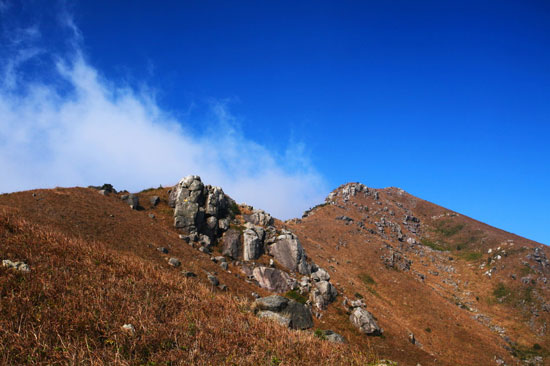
[0,22,328,219]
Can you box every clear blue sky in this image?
[1,1,549,244]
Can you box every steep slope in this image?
[287,183,549,366]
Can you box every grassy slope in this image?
[0,205,373,365]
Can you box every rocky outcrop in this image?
[253,295,313,330]
[269,231,310,274]
[350,307,382,336]
[172,175,232,239]
[253,267,297,293]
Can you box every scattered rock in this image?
[148,213,156,219]
[350,307,382,336]
[121,323,135,335]
[168,258,181,267]
[2,259,30,273]
[319,330,346,343]
[207,274,219,286]
[182,271,197,277]
[157,247,168,254]
[220,262,228,271]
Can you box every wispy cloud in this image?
[0,13,328,219]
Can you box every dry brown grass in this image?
[0,209,371,365]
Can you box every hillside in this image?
[0,177,548,365]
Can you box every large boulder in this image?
[221,229,241,259]
[269,232,310,274]
[254,295,313,330]
[243,224,265,261]
[253,267,297,293]
[350,307,382,336]
[244,209,274,227]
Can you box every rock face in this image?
[269,232,310,274]
[243,224,265,261]
[254,295,313,330]
[221,229,241,259]
[350,307,382,336]
[172,175,232,238]
[253,267,297,293]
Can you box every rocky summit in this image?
[0,175,548,366]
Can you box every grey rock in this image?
[2,259,30,273]
[168,258,181,267]
[157,247,168,254]
[198,246,210,254]
[254,295,313,330]
[148,213,155,219]
[320,330,346,343]
[243,209,274,227]
[220,262,228,271]
[99,189,108,196]
[350,307,382,336]
[218,217,230,232]
[150,196,160,206]
[182,271,197,277]
[253,266,297,293]
[254,295,290,312]
[269,232,310,274]
[243,225,264,261]
[221,229,242,259]
[311,280,338,310]
[122,194,139,209]
[311,267,330,282]
[257,311,291,327]
[207,274,219,286]
[205,186,228,217]
[218,284,228,291]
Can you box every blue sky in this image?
[0,1,549,244]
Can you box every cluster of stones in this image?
[325,182,376,204]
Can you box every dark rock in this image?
[157,247,168,254]
[182,271,197,277]
[121,194,139,209]
[207,274,219,286]
[168,258,181,267]
[150,196,160,206]
[254,295,313,330]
